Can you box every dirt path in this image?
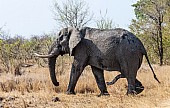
[0,91,170,108]
[158,99,170,108]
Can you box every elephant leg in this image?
[120,57,138,95]
[126,76,136,95]
[123,66,137,95]
[135,79,144,94]
[106,74,125,85]
[66,60,85,95]
[91,66,109,97]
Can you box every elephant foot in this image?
[126,86,144,95]
[126,80,144,95]
[126,90,137,95]
[135,86,144,94]
[66,90,76,95]
[126,84,137,95]
[98,91,110,97]
[135,79,144,94]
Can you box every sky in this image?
[0,0,137,37]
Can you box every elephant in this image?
[34,27,160,96]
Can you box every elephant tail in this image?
[144,54,161,83]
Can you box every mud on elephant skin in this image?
[34,27,160,96]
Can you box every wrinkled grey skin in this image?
[34,27,160,96]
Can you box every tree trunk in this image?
[158,17,163,66]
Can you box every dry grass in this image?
[0,63,170,108]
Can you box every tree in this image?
[96,10,116,30]
[53,0,93,28]
[0,29,55,73]
[130,0,170,65]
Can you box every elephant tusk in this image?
[34,53,54,58]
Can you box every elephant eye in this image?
[59,35,63,41]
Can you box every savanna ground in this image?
[0,57,170,108]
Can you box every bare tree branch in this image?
[53,0,93,28]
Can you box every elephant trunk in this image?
[48,56,59,86]
[35,56,60,86]
[34,46,61,86]
[48,46,61,86]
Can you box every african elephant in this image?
[34,27,160,96]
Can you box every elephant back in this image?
[81,27,147,55]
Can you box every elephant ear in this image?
[68,28,82,56]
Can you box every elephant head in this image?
[34,27,84,86]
